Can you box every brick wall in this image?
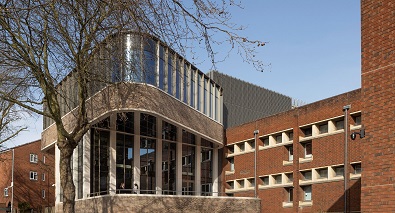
[55,195,260,213]
[225,90,362,212]
[361,0,395,211]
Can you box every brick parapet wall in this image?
[55,195,260,213]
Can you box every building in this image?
[0,140,55,213]
[224,0,395,212]
[40,33,273,212]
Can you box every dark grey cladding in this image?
[208,71,292,128]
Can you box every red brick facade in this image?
[361,0,395,211]
[0,140,55,212]
[224,90,362,212]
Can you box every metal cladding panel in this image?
[210,71,292,128]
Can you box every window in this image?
[335,119,344,130]
[42,189,45,199]
[228,146,234,154]
[227,181,234,189]
[237,179,245,188]
[263,138,269,147]
[317,168,328,179]
[42,173,46,181]
[304,142,312,158]
[302,127,312,137]
[30,171,38,180]
[287,146,293,161]
[352,114,362,126]
[43,155,46,164]
[30,154,38,163]
[162,162,169,171]
[286,187,293,202]
[352,163,362,174]
[182,155,191,166]
[201,150,211,162]
[238,143,245,152]
[261,176,269,186]
[274,175,282,184]
[334,166,344,177]
[288,132,294,141]
[4,188,8,197]
[301,171,312,181]
[229,158,234,171]
[247,178,255,187]
[286,173,293,183]
[319,123,328,134]
[303,185,312,201]
[275,135,282,144]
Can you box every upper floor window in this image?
[301,127,312,137]
[303,185,312,201]
[287,146,293,161]
[304,142,312,158]
[352,114,362,126]
[352,163,362,174]
[30,171,38,180]
[228,158,234,171]
[335,119,344,130]
[30,154,38,163]
[319,123,328,134]
[4,188,8,197]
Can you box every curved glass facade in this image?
[87,111,216,196]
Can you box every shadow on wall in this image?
[327,178,361,213]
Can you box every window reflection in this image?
[140,138,156,194]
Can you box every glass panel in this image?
[162,121,177,141]
[91,129,110,195]
[140,138,156,194]
[175,59,181,99]
[190,69,195,108]
[197,74,202,111]
[182,130,196,195]
[183,64,188,104]
[125,34,142,82]
[159,46,165,90]
[116,133,134,194]
[162,141,177,195]
[304,186,312,201]
[167,52,173,94]
[201,146,212,196]
[143,38,156,85]
[140,113,157,137]
[116,112,134,133]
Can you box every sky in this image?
[3,1,361,148]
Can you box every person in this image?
[119,182,125,194]
[133,183,138,194]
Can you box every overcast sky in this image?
[4,1,361,148]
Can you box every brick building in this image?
[224,0,395,212]
[0,140,55,213]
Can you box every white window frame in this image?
[42,173,46,181]
[4,188,8,197]
[303,185,312,201]
[229,158,234,171]
[288,146,293,161]
[30,154,38,163]
[42,189,45,199]
[304,142,312,158]
[43,155,46,164]
[30,171,38,180]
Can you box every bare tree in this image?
[0,0,265,212]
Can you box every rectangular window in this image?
[238,143,245,152]
[287,187,293,202]
[30,154,38,163]
[228,146,234,154]
[304,142,312,158]
[334,166,344,177]
[288,132,294,141]
[30,171,38,180]
[261,176,269,186]
[302,127,312,137]
[229,158,234,171]
[42,189,45,199]
[201,150,211,162]
[274,175,282,184]
[352,114,362,126]
[276,135,282,144]
[352,163,362,174]
[263,138,269,147]
[43,155,46,164]
[301,171,312,181]
[319,123,328,134]
[227,181,234,189]
[287,146,293,161]
[42,173,45,181]
[303,185,312,201]
[4,188,8,197]
[317,168,328,179]
[286,173,293,183]
[335,119,344,130]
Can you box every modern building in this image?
[224,0,395,212]
[40,32,278,212]
[0,140,55,213]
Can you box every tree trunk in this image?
[59,145,76,213]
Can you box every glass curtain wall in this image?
[162,121,177,194]
[140,113,157,194]
[182,130,196,195]
[201,139,213,196]
[91,117,110,196]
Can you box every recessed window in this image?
[274,175,282,184]
[227,181,234,189]
[30,154,38,163]
[237,179,245,188]
[43,155,46,164]
[4,188,8,197]
[352,163,362,174]
[30,171,38,180]
[247,178,255,187]
[286,173,293,183]
[334,166,344,177]
[335,119,344,130]
[304,142,312,158]
[261,176,269,186]
[286,187,293,202]
[42,189,45,199]
[228,145,234,154]
[301,171,312,181]
[301,127,312,137]
[287,146,293,161]
[238,143,245,152]
[288,131,294,141]
[319,123,328,134]
[228,158,234,171]
[275,135,282,144]
[263,138,269,147]
[317,168,328,179]
[302,185,312,201]
[352,114,362,126]
[42,173,46,181]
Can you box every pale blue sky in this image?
[4,1,361,148]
